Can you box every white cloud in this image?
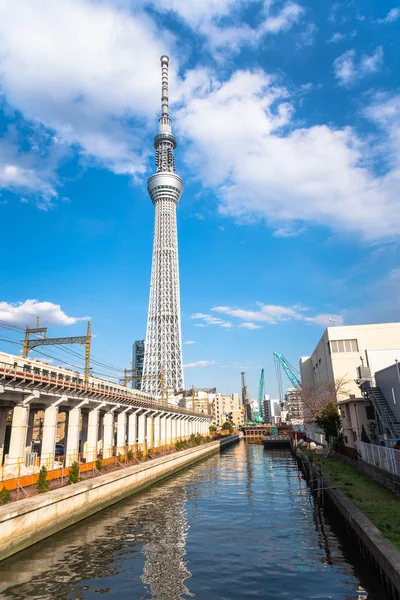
[360,46,384,75]
[0,299,89,327]
[184,360,216,368]
[191,312,232,328]
[0,0,176,178]
[238,322,262,330]
[272,226,305,238]
[176,69,400,241]
[376,8,400,24]
[262,2,304,34]
[194,323,208,328]
[0,134,61,208]
[333,47,383,86]
[212,303,344,327]
[146,0,305,54]
[327,32,345,43]
[184,340,196,344]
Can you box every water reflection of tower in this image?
[141,485,192,599]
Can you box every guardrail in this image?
[357,441,400,475]
[0,434,211,492]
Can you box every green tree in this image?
[315,401,341,443]
[221,421,234,434]
[68,461,80,484]
[37,466,50,493]
[209,424,217,433]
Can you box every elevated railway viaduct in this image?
[0,356,211,470]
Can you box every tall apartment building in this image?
[132,340,145,390]
[285,388,304,425]
[300,323,400,400]
[213,393,244,428]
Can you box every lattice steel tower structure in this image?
[142,55,184,397]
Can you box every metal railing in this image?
[357,441,400,475]
[0,361,212,418]
[0,434,207,489]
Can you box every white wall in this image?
[301,323,400,400]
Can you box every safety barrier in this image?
[0,435,198,492]
[358,441,400,475]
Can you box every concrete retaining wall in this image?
[0,435,241,562]
[295,449,400,599]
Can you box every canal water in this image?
[0,443,390,600]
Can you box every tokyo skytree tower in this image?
[142,56,184,397]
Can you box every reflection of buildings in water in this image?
[141,486,192,599]
[0,478,193,600]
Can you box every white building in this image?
[262,395,281,424]
[213,393,243,428]
[300,323,400,400]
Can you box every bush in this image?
[221,421,234,434]
[37,466,50,493]
[95,459,103,471]
[117,452,122,463]
[209,424,217,433]
[0,487,11,505]
[175,440,189,451]
[127,449,133,461]
[68,461,80,484]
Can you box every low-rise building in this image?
[300,323,400,400]
[338,397,376,448]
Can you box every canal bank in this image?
[0,434,241,562]
[295,448,400,599]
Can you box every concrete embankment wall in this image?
[295,449,400,599]
[0,435,241,562]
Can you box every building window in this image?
[365,406,375,420]
[330,339,359,353]
[352,430,357,442]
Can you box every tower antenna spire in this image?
[160,55,169,117]
[143,56,184,399]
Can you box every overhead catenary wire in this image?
[0,321,125,379]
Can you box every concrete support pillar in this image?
[160,415,167,446]
[66,408,81,466]
[147,415,154,449]
[81,411,89,455]
[103,412,114,459]
[40,405,59,468]
[97,413,104,453]
[171,417,177,443]
[117,412,127,454]
[128,411,138,447]
[0,410,8,465]
[138,413,147,448]
[85,409,100,463]
[6,405,30,467]
[176,417,181,440]
[166,415,172,445]
[25,409,36,449]
[61,411,69,447]
[153,415,161,448]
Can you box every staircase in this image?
[366,386,400,439]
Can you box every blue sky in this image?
[0,0,399,399]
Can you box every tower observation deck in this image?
[142,56,184,398]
